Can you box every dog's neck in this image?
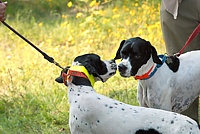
[134,55,167,80]
[134,56,156,80]
[70,76,92,87]
[62,66,95,87]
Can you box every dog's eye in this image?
[134,55,140,59]
[121,55,127,59]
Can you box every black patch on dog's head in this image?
[115,37,162,76]
[55,53,116,85]
[165,56,180,72]
[74,53,108,81]
[114,40,125,60]
[115,37,162,64]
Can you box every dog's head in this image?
[55,53,117,86]
[114,37,162,77]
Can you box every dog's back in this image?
[166,50,200,112]
[68,84,200,134]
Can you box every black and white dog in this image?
[56,53,199,134]
[115,37,200,115]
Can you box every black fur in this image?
[165,56,180,72]
[149,44,162,65]
[135,128,161,134]
[114,40,125,60]
[115,37,162,76]
[74,54,108,81]
[55,53,110,85]
[55,67,69,83]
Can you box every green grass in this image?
[0,0,198,133]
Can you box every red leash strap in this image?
[176,24,200,56]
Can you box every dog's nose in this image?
[118,64,127,72]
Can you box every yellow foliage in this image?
[112,14,120,19]
[67,1,73,8]
[112,7,118,13]
[76,12,83,18]
[89,0,99,7]
[38,22,43,27]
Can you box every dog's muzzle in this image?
[118,64,128,72]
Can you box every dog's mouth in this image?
[117,62,132,77]
[99,59,117,82]
[109,72,116,76]
[119,73,130,77]
[118,70,132,77]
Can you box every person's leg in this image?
[182,99,199,123]
[161,0,200,54]
[160,0,200,123]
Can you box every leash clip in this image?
[61,72,71,86]
[174,53,180,57]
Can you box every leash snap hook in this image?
[174,53,180,57]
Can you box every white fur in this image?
[67,58,199,134]
[120,50,200,113]
[119,57,132,77]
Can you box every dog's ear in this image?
[82,62,104,82]
[148,42,162,64]
[55,67,69,83]
[114,40,126,60]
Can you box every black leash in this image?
[0,1,64,70]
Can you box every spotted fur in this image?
[56,53,199,134]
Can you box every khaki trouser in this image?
[160,0,200,123]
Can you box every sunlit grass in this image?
[0,0,170,133]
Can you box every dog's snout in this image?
[108,59,117,70]
[109,59,116,65]
[118,64,127,72]
[112,63,117,70]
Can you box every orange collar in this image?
[62,70,88,86]
[61,66,95,87]
[134,65,154,80]
[134,55,167,80]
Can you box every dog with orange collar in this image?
[55,53,199,134]
[115,37,200,121]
